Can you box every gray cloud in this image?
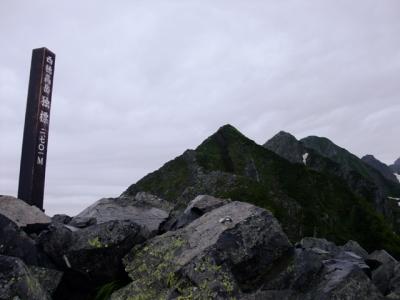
[1,0,399,216]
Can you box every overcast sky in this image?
[1,0,399,216]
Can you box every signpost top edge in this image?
[32,47,56,57]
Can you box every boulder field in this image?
[1,194,400,299]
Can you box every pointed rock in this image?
[0,195,51,229]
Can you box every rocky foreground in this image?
[1,194,400,300]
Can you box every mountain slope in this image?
[123,124,400,256]
[265,132,400,221]
[362,154,399,183]
[391,158,400,174]
[263,131,306,164]
[301,136,400,218]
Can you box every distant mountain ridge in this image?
[391,157,400,174]
[264,131,400,225]
[123,124,400,256]
[362,154,399,183]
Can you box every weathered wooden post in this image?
[18,47,56,210]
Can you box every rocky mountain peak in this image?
[196,124,251,154]
[208,124,248,142]
[300,135,342,157]
[273,130,298,141]
[263,131,305,164]
[391,157,400,174]
[362,154,399,183]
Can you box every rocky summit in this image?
[2,193,400,300]
[1,125,400,299]
[391,158,400,175]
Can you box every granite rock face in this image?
[259,238,382,299]
[111,201,292,300]
[51,214,72,224]
[110,201,394,300]
[0,213,53,268]
[38,219,147,283]
[69,192,172,236]
[1,193,400,299]
[0,195,51,228]
[0,255,50,300]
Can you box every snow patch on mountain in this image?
[302,153,309,165]
[395,173,400,183]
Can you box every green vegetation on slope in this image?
[124,124,400,257]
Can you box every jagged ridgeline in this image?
[124,124,400,257]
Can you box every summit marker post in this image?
[18,47,56,210]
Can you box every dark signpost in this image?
[18,48,55,210]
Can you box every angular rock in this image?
[0,214,53,267]
[262,247,329,294]
[52,214,72,224]
[173,195,230,229]
[297,237,340,254]
[69,192,173,236]
[311,258,383,299]
[68,216,97,228]
[111,201,292,299]
[340,240,369,259]
[38,220,146,283]
[334,250,371,276]
[185,195,230,214]
[261,239,379,299]
[37,222,75,268]
[29,265,63,296]
[376,260,400,298]
[0,255,50,300]
[0,195,51,228]
[368,249,397,265]
[371,259,398,295]
[367,249,398,288]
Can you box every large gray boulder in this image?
[311,258,383,299]
[387,263,400,299]
[371,260,399,296]
[69,192,173,236]
[0,195,51,228]
[297,237,340,254]
[368,249,397,265]
[38,220,146,283]
[29,265,63,297]
[0,214,53,267]
[366,251,400,297]
[111,201,292,299]
[51,214,72,224]
[261,239,380,299]
[0,255,50,300]
[341,240,369,259]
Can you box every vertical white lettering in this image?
[37,157,44,165]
